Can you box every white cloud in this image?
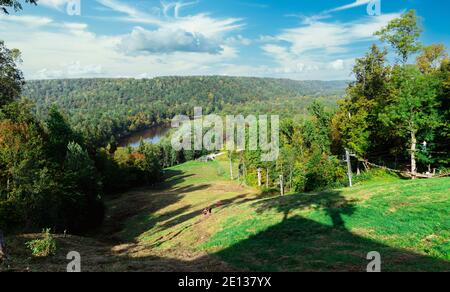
[36,61,103,79]
[62,22,88,30]
[225,35,252,46]
[0,14,53,26]
[329,59,345,70]
[39,0,69,11]
[0,12,240,80]
[97,0,243,42]
[260,13,400,79]
[275,13,400,55]
[97,0,244,55]
[325,0,372,13]
[0,0,247,79]
[118,26,223,55]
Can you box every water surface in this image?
[119,125,170,148]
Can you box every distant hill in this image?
[23,76,348,145]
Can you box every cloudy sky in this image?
[0,0,448,80]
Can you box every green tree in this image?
[46,106,81,164]
[375,10,422,64]
[63,142,104,232]
[379,66,440,177]
[334,45,391,158]
[0,41,24,107]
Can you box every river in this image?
[119,125,171,148]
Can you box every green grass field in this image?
[3,157,449,272]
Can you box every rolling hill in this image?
[22,77,348,144]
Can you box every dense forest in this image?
[24,77,346,148]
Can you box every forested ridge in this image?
[23,77,347,147]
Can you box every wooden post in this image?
[346,149,353,187]
[237,164,241,182]
[257,168,262,187]
[229,152,234,180]
[280,175,284,196]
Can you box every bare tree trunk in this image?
[345,149,353,187]
[266,168,269,188]
[411,131,417,179]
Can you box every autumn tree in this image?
[417,44,449,74]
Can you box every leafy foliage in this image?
[25,228,56,257]
[375,10,422,63]
[0,41,24,107]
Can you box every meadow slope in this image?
[2,157,449,272]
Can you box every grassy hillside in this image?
[2,157,449,272]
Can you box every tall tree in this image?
[379,65,440,177]
[0,41,24,107]
[375,10,422,64]
[334,45,391,158]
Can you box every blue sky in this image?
[0,0,448,80]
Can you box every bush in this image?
[26,229,57,257]
[304,152,346,192]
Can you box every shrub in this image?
[26,229,57,257]
[304,152,346,192]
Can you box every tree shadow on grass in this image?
[89,172,450,272]
[212,215,450,272]
[5,214,450,272]
[208,190,450,272]
[254,190,357,228]
[6,188,450,272]
[102,168,209,241]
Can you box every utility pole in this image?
[345,149,353,187]
[280,175,284,196]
